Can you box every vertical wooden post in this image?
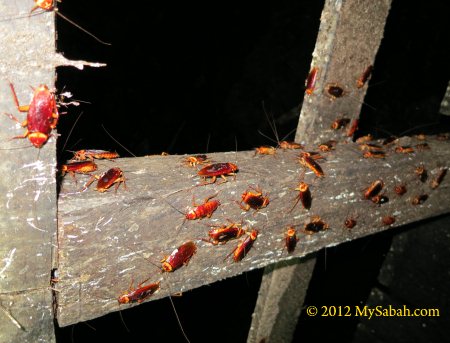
[248,1,392,342]
[0,3,57,342]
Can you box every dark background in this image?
[52,0,449,342]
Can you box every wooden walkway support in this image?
[1,0,449,342]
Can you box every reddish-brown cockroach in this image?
[61,161,98,180]
[185,195,220,220]
[356,65,373,88]
[363,151,386,159]
[204,222,245,245]
[364,180,384,199]
[331,117,350,130]
[430,168,447,189]
[254,145,277,156]
[415,164,427,182]
[411,194,428,205]
[183,154,210,167]
[302,216,329,234]
[325,83,345,99]
[382,215,395,226]
[356,134,374,144]
[415,143,430,151]
[227,229,259,262]
[161,241,197,272]
[70,149,119,161]
[82,167,126,193]
[118,278,161,304]
[371,194,389,205]
[347,119,359,137]
[305,67,319,95]
[197,162,238,185]
[394,184,407,196]
[298,152,324,178]
[239,186,270,211]
[318,140,337,152]
[344,215,357,229]
[395,146,415,154]
[285,227,298,253]
[358,143,384,152]
[4,83,58,148]
[278,141,304,150]
[290,182,311,212]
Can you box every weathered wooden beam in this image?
[296,0,392,145]
[56,135,450,326]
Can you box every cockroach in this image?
[358,143,384,152]
[318,140,337,152]
[28,0,111,45]
[363,151,386,159]
[355,134,374,144]
[61,161,98,180]
[364,180,384,199]
[415,143,430,151]
[4,83,58,148]
[394,184,407,196]
[347,119,359,137]
[70,149,119,161]
[290,182,311,212]
[303,216,329,234]
[204,222,245,245]
[298,152,324,177]
[305,67,319,95]
[415,164,427,182]
[239,186,270,211]
[82,167,126,193]
[285,227,298,253]
[344,216,357,229]
[382,215,395,226]
[371,194,389,205]
[395,146,415,154]
[430,168,447,189]
[183,154,210,167]
[161,241,197,272]
[185,195,220,220]
[278,141,304,150]
[331,117,350,130]
[254,145,277,156]
[118,278,161,304]
[356,65,373,88]
[197,162,238,185]
[325,83,345,99]
[411,194,428,205]
[227,229,259,262]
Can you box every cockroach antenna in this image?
[102,124,137,157]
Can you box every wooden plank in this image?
[56,136,450,326]
[247,257,317,343]
[0,2,56,342]
[296,0,392,145]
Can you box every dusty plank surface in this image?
[296,0,392,145]
[57,135,450,326]
[0,2,57,342]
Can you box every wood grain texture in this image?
[57,136,450,326]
